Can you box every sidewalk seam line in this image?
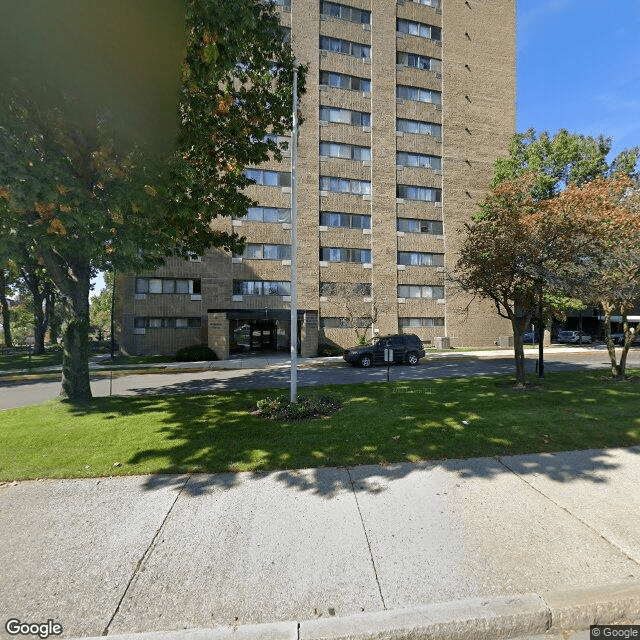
[101,474,192,636]
[497,456,640,569]
[347,467,387,610]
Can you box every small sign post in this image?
[384,348,393,382]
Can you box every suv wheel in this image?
[359,354,373,368]
[406,351,419,366]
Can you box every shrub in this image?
[256,394,341,421]
[317,343,344,357]
[175,344,218,362]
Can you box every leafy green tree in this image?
[456,129,637,384]
[0,0,303,399]
[0,256,18,347]
[12,255,55,354]
[8,302,33,346]
[455,175,542,385]
[542,176,640,379]
[90,271,114,340]
[492,128,632,199]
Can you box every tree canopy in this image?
[0,0,305,399]
[455,129,640,385]
[541,176,640,378]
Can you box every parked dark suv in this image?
[343,334,426,368]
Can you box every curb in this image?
[69,582,640,640]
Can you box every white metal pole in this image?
[290,66,298,403]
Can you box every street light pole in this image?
[290,65,299,403]
[110,266,116,361]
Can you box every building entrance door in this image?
[250,319,277,351]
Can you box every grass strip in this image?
[0,351,174,373]
[1,369,639,481]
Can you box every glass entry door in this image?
[250,320,278,351]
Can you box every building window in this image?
[397,18,441,42]
[396,52,441,72]
[134,317,202,329]
[398,251,445,266]
[320,247,372,263]
[321,316,372,328]
[320,176,371,195]
[321,281,372,296]
[320,1,371,24]
[398,285,444,299]
[244,168,291,188]
[320,211,371,229]
[136,277,201,295]
[396,152,441,170]
[244,207,291,223]
[233,280,291,296]
[320,36,371,59]
[397,218,443,234]
[397,184,442,202]
[399,317,445,328]
[319,71,371,93]
[404,0,440,7]
[320,141,371,162]
[272,0,291,9]
[396,85,442,106]
[396,118,442,138]
[320,106,371,127]
[241,244,291,260]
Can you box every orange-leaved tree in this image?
[541,175,640,378]
[455,174,547,385]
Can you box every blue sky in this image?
[517,0,640,160]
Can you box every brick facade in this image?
[118,0,515,357]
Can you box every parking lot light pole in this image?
[290,64,299,404]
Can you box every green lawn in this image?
[1,369,639,481]
[0,349,64,371]
[0,350,176,378]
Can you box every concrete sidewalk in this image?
[91,345,612,372]
[1,447,640,639]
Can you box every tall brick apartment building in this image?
[117,0,515,358]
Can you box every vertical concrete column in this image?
[300,311,318,357]
[207,312,229,360]
[441,0,515,346]
[291,0,320,352]
[370,1,399,336]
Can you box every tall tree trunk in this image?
[46,286,59,344]
[59,258,92,400]
[32,290,46,355]
[0,269,13,348]
[617,313,633,380]
[22,265,48,355]
[602,304,632,380]
[511,300,532,387]
[602,306,618,377]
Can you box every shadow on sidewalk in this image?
[131,447,640,500]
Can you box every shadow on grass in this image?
[59,369,640,497]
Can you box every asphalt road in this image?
[2,348,639,410]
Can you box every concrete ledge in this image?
[298,594,549,640]
[543,582,640,630]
